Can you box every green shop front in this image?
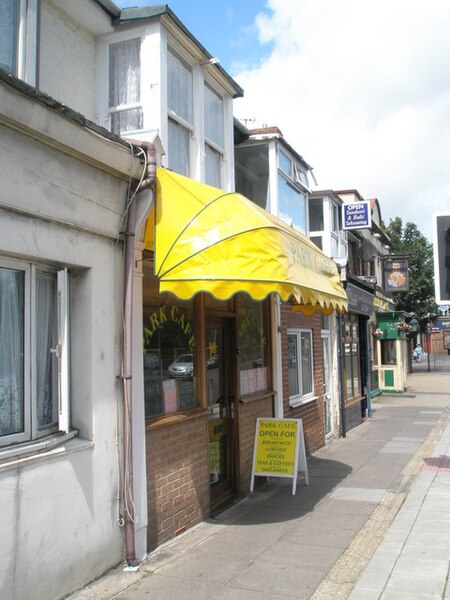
[374,311,409,393]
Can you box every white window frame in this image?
[287,328,315,407]
[0,258,70,448]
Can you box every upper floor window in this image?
[348,238,361,275]
[167,49,193,176]
[204,85,224,187]
[204,85,224,148]
[108,38,142,135]
[332,203,340,234]
[235,144,269,209]
[279,149,292,176]
[0,259,70,448]
[204,144,221,188]
[277,147,307,232]
[309,199,324,231]
[168,49,193,123]
[279,150,309,187]
[278,174,306,232]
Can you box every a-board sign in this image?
[250,418,309,495]
[342,202,372,230]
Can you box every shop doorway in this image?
[206,318,235,511]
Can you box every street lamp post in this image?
[409,316,419,338]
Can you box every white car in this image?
[168,354,193,378]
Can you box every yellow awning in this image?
[143,168,348,314]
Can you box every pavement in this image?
[68,369,450,600]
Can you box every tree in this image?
[384,217,438,323]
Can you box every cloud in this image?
[233,0,450,238]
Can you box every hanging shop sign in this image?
[431,317,450,331]
[342,202,372,230]
[346,282,374,316]
[250,418,309,495]
[383,258,409,292]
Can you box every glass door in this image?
[206,318,235,510]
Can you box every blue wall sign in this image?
[342,202,372,230]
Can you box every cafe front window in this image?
[143,262,197,418]
[237,296,270,395]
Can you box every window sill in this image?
[146,407,208,431]
[0,431,93,472]
[344,395,365,407]
[289,395,318,408]
[239,390,275,405]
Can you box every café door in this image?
[206,318,235,511]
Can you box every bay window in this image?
[0,259,69,447]
[287,329,314,405]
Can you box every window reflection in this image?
[143,263,196,417]
[237,296,268,395]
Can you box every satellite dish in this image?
[361,241,376,262]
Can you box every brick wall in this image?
[146,414,210,550]
[237,396,273,493]
[280,305,325,454]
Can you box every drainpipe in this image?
[366,318,372,418]
[122,142,157,566]
[272,295,283,418]
[336,312,346,438]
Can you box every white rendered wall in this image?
[39,0,97,121]
[0,83,143,599]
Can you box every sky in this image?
[117,0,450,240]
